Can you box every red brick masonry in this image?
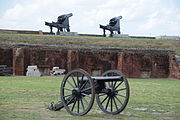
[0,44,179,78]
[0,29,43,35]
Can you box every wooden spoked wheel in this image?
[96,70,130,114]
[60,69,95,116]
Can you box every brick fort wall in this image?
[0,44,178,78]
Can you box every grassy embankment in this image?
[0,33,180,55]
[0,76,179,120]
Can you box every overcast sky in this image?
[0,0,180,36]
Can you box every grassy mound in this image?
[0,33,180,55]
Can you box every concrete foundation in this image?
[156,36,180,40]
[57,32,78,36]
[113,34,129,38]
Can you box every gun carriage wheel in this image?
[60,69,95,116]
[96,70,130,114]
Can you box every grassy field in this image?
[0,76,179,120]
[0,33,180,55]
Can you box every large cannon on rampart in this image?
[100,16,122,37]
[45,13,73,34]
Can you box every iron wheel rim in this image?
[60,69,95,116]
[96,70,130,114]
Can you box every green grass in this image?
[1,33,180,55]
[0,77,179,120]
[0,33,176,42]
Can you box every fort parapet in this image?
[0,43,179,78]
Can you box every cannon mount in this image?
[100,16,122,37]
[45,13,73,35]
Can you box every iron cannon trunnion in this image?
[48,69,130,116]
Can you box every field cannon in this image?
[45,13,73,34]
[100,16,122,37]
[48,69,130,116]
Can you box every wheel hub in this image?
[72,88,81,97]
[107,88,117,97]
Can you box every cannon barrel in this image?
[65,13,73,18]
[58,13,73,19]
[116,16,122,20]
[45,21,53,26]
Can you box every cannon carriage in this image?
[48,69,130,116]
[45,13,73,34]
[100,16,122,37]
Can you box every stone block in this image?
[113,34,129,38]
[156,36,180,40]
[50,67,66,76]
[26,65,41,77]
